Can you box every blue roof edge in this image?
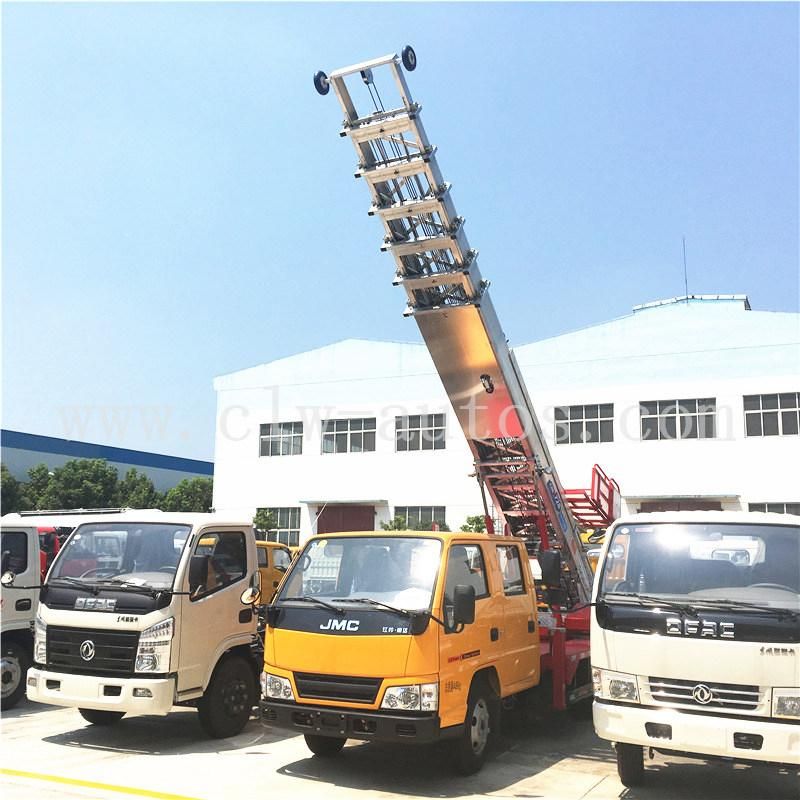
[0,429,213,476]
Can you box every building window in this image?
[640,399,716,440]
[394,506,446,529]
[259,507,301,547]
[748,502,800,515]
[555,404,613,444]
[259,422,303,456]
[395,414,446,451]
[744,393,799,437]
[321,418,376,453]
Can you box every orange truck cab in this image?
[255,541,292,601]
[260,530,590,773]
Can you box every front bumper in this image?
[594,700,800,766]
[261,699,461,744]
[26,667,176,715]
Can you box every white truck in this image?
[1,523,41,709]
[2,511,264,737]
[591,510,800,785]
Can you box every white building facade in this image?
[212,295,800,546]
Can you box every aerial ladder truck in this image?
[313,47,619,622]
[259,49,623,771]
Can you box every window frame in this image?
[640,398,716,441]
[395,413,447,452]
[0,531,28,575]
[321,418,377,454]
[748,502,800,515]
[260,507,301,548]
[189,530,248,602]
[259,422,303,457]
[444,542,491,602]
[554,403,614,445]
[743,393,799,438]
[496,544,527,596]
[394,506,447,529]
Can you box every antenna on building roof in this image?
[682,236,689,303]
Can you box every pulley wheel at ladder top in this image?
[401,45,417,71]
[313,70,330,95]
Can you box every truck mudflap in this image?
[261,700,462,744]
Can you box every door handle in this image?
[490,627,500,642]
[528,619,536,633]
[16,599,32,611]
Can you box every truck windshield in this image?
[278,536,442,611]
[49,523,191,591]
[598,522,799,612]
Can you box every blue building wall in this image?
[1,430,213,493]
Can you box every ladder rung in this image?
[357,151,438,183]
[345,110,421,145]
[370,191,451,221]
[382,233,467,260]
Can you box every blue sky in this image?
[3,2,798,461]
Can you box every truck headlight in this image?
[135,618,173,673]
[773,689,800,719]
[34,615,47,663]
[381,683,438,712]
[592,667,639,703]
[264,673,294,701]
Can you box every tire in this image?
[78,708,126,726]
[197,656,256,739]
[452,678,498,775]
[616,742,645,787]
[304,734,346,757]
[1,640,30,710]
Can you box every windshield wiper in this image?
[332,597,445,629]
[95,578,160,596]
[332,597,416,617]
[686,597,798,620]
[281,596,344,613]
[602,592,699,616]
[49,576,98,593]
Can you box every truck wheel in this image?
[78,708,126,725]
[1,640,30,710]
[616,743,644,787]
[452,678,498,775]
[304,734,346,757]
[197,656,255,739]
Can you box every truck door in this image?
[494,543,539,692]
[178,530,251,693]
[439,543,504,703]
[1,526,38,631]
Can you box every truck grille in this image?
[647,676,762,712]
[294,673,381,704]
[47,627,139,676]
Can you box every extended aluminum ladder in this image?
[315,48,595,607]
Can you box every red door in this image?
[316,505,375,533]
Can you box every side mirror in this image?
[240,587,261,605]
[188,554,209,595]
[538,549,562,588]
[1,570,16,587]
[453,584,476,626]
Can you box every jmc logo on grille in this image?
[74,597,117,611]
[319,619,360,632]
[666,617,734,638]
